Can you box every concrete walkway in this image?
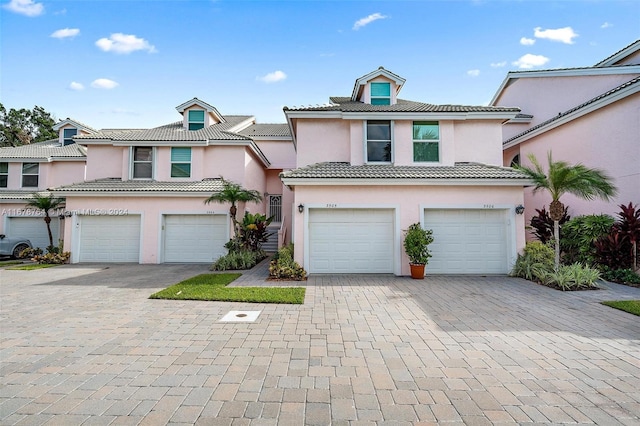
[1,263,639,425]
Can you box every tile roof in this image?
[0,190,51,201]
[284,97,520,113]
[594,39,640,67]
[280,162,530,180]
[74,115,254,142]
[53,118,100,133]
[238,123,291,138]
[0,140,87,159]
[504,75,640,144]
[51,178,224,194]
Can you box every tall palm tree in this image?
[516,152,617,269]
[204,178,262,239]
[26,193,65,250]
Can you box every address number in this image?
[483,204,494,209]
[326,204,338,208]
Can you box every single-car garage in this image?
[163,214,228,263]
[78,215,141,262]
[6,216,60,251]
[308,208,394,274]
[424,208,510,274]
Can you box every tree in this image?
[204,178,262,239]
[0,103,57,147]
[26,193,66,251]
[516,152,617,270]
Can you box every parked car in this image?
[0,235,32,259]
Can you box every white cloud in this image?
[3,0,44,16]
[257,70,287,83]
[512,54,550,69]
[520,37,535,46]
[69,82,84,91]
[353,12,388,30]
[95,33,156,54]
[51,28,80,39]
[490,61,507,68]
[601,22,612,29]
[534,26,578,44]
[91,78,119,89]
[467,69,480,77]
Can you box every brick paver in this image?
[1,264,639,424]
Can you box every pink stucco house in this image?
[281,67,531,275]
[492,39,640,230]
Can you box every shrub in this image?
[541,263,601,291]
[599,267,640,285]
[238,212,273,252]
[269,244,307,281]
[595,203,640,270]
[211,249,266,271]
[511,241,554,282]
[19,247,43,259]
[32,251,70,264]
[561,214,614,266]
[529,206,569,244]
[403,223,434,265]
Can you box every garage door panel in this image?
[79,215,140,263]
[164,215,227,263]
[7,217,60,251]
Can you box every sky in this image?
[1,0,639,130]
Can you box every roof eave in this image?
[280,177,533,186]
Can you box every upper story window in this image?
[366,120,392,163]
[510,154,520,167]
[132,147,153,179]
[188,110,205,130]
[413,121,439,162]
[63,128,77,146]
[22,163,39,187]
[370,82,391,105]
[171,147,191,178]
[0,162,7,188]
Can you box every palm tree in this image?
[204,178,262,239]
[516,152,617,269]
[26,193,65,251]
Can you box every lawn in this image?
[149,273,306,304]
[7,263,60,270]
[601,300,640,316]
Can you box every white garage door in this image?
[164,215,228,263]
[424,209,509,274]
[7,217,60,251]
[309,209,394,274]
[79,215,140,262]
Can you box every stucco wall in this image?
[85,145,126,180]
[297,119,350,167]
[254,139,296,169]
[453,120,504,165]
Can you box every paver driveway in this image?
[1,264,639,425]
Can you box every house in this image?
[491,39,640,228]
[0,119,92,250]
[281,67,531,276]
[51,98,295,263]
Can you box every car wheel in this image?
[12,243,30,259]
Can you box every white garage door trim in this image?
[162,214,229,263]
[75,214,141,263]
[422,205,516,275]
[5,216,60,251]
[305,207,398,274]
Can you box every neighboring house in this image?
[281,67,531,276]
[491,39,640,229]
[51,98,295,264]
[0,119,91,250]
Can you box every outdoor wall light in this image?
[515,204,525,215]
[298,204,304,213]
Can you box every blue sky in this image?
[1,0,638,129]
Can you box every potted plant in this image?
[403,223,434,279]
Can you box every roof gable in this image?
[594,39,640,67]
[351,67,406,101]
[175,97,225,123]
[52,118,98,134]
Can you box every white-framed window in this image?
[132,147,153,179]
[171,147,191,178]
[370,82,391,105]
[0,162,7,188]
[22,163,39,187]
[63,128,77,146]
[413,121,439,162]
[188,110,205,130]
[366,120,392,163]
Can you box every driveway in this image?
[1,264,639,425]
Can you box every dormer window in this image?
[188,110,205,130]
[370,82,391,105]
[63,128,77,146]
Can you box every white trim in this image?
[364,120,394,164]
[226,117,256,134]
[52,118,96,134]
[129,146,156,180]
[412,120,440,164]
[284,110,519,121]
[351,68,406,101]
[281,177,533,187]
[595,41,640,67]
[20,162,39,189]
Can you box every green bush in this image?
[541,263,601,291]
[32,251,70,264]
[211,249,266,271]
[600,267,640,285]
[561,214,614,266]
[269,244,307,280]
[511,241,555,282]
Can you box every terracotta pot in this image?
[410,263,425,279]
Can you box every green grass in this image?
[0,260,24,267]
[7,263,60,270]
[601,300,640,316]
[150,273,306,304]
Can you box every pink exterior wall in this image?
[297,119,350,167]
[254,139,296,169]
[242,150,267,215]
[453,120,504,165]
[2,161,84,191]
[358,76,398,104]
[290,185,526,276]
[615,50,640,66]
[85,145,126,180]
[202,146,246,183]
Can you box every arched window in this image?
[510,154,520,167]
